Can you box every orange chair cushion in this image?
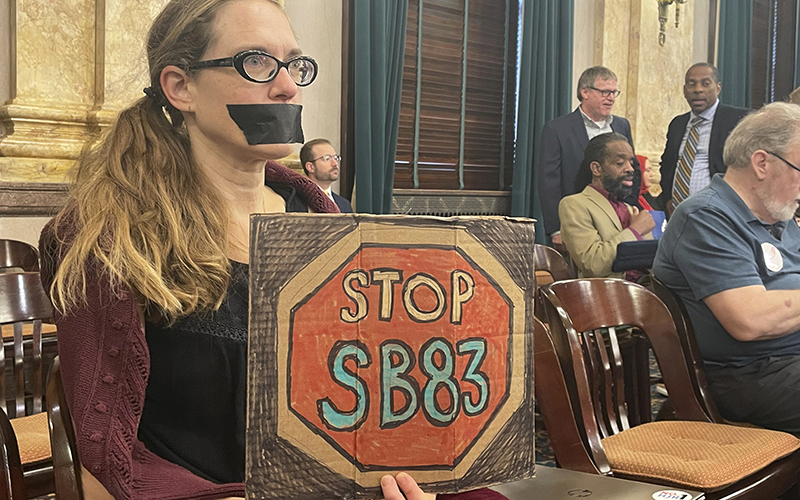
[602,421,800,491]
[10,412,51,464]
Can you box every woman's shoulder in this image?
[39,205,80,286]
[38,203,114,296]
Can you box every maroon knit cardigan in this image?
[38,162,338,500]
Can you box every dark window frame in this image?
[340,0,519,197]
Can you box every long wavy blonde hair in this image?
[50,0,284,322]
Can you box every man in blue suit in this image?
[300,138,353,213]
[538,66,638,250]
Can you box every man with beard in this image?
[300,138,353,212]
[654,102,800,435]
[558,132,655,278]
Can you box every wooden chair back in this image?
[533,317,599,474]
[533,244,572,284]
[0,272,53,418]
[0,409,27,500]
[533,244,572,320]
[46,358,83,500]
[639,275,727,423]
[0,240,39,273]
[539,279,712,454]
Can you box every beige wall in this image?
[693,0,712,64]
[285,0,342,152]
[284,0,343,192]
[0,217,49,247]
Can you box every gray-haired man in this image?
[654,102,800,435]
[538,66,639,251]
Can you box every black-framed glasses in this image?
[589,86,621,98]
[766,151,800,174]
[311,154,341,163]
[188,50,318,86]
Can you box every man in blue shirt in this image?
[653,102,800,434]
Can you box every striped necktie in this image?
[672,116,705,205]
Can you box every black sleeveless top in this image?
[138,261,249,484]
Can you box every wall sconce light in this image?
[658,0,688,46]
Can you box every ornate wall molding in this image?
[0,181,68,216]
[0,103,107,184]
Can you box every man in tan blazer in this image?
[559,132,656,278]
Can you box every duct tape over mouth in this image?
[227,103,304,145]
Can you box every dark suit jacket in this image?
[538,108,639,236]
[658,102,749,207]
[333,192,353,213]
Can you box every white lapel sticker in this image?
[652,491,693,500]
[762,242,784,272]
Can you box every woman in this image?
[635,154,654,210]
[39,1,431,499]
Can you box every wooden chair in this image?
[533,317,598,474]
[533,244,572,321]
[539,278,800,499]
[0,272,55,496]
[0,240,39,273]
[531,250,648,424]
[533,244,572,285]
[0,408,27,500]
[639,275,728,423]
[46,358,83,500]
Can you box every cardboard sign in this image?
[246,214,536,499]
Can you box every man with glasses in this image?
[300,138,353,213]
[538,66,639,252]
[658,63,749,214]
[654,103,800,436]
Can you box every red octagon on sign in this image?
[289,246,512,470]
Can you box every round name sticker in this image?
[761,242,784,272]
[652,490,694,500]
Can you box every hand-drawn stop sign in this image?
[274,223,526,485]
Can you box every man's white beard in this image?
[758,184,798,222]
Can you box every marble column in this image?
[0,0,168,214]
[0,0,305,215]
[594,0,698,194]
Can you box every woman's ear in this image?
[160,65,195,113]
